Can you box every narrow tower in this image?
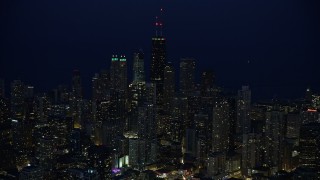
[150,8,166,83]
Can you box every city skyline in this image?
[1,1,320,179]
[1,0,320,100]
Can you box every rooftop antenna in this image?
[154,8,164,37]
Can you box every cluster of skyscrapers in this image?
[0,21,320,180]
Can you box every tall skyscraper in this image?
[150,37,166,83]
[133,50,145,84]
[71,70,83,129]
[110,55,127,93]
[200,70,215,97]
[241,132,263,177]
[72,70,82,99]
[265,110,285,170]
[119,55,128,93]
[0,97,16,171]
[163,62,175,113]
[299,122,320,169]
[179,58,196,97]
[110,55,120,90]
[212,97,230,153]
[236,86,251,135]
[11,80,26,120]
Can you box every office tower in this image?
[110,55,120,90]
[110,55,127,93]
[137,103,157,164]
[236,86,251,135]
[163,63,175,113]
[11,80,26,120]
[34,94,51,123]
[92,71,110,143]
[0,98,16,171]
[133,50,145,83]
[179,58,196,97]
[226,96,237,151]
[305,88,312,102]
[0,98,10,125]
[169,97,184,142]
[129,138,146,169]
[242,133,263,177]
[119,55,128,93]
[72,70,82,99]
[58,85,70,104]
[97,90,126,148]
[128,84,157,168]
[265,110,285,171]
[25,86,34,99]
[150,37,166,83]
[185,128,198,158]
[281,138,299,171]
[128,82,146,132]
[0,78,4,98]
[300,109,319,124]
[194,113,210,160]
[150,13,166,137]
[128,51,146,133]
[299,122,320,169]
[286,113,300,139]
[10,80,32,169]
[200,70,215,97]
[212,97,230,153]
[71,70,83,129]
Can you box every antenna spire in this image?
[154,8,164,37]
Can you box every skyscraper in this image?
[163,62,175,113]
[71,70,83,129]
[72,70,82,99]
[179,58,196,97]
[133,50,145,84]
[212,97,230,153]
[110,55,120,91]
[110,54,127,93]
[11,80,26,120]
[299,122,320,169]
[0,97,16,171]
[200,70,215,97]
[119,55,128,93]
[236,86,251,135]
[265,110,285,170]
[150,37,166,83]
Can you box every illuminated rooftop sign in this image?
[152,38,165,41]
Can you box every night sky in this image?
[1,0,320,100]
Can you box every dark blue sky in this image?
[1,0,320,100]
